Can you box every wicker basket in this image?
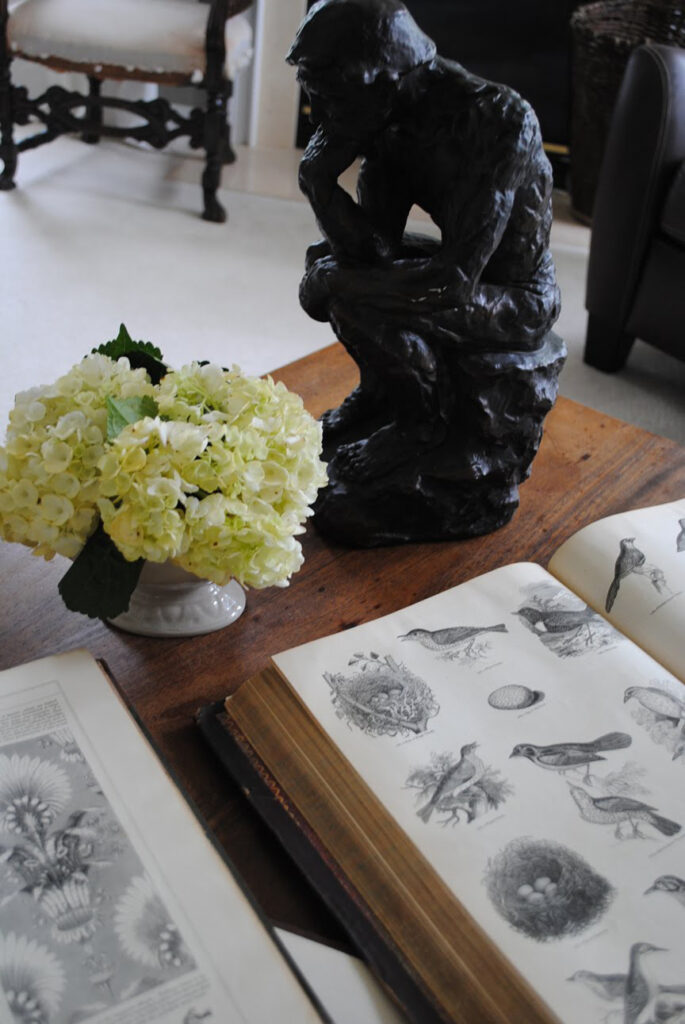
[570,0,685,221]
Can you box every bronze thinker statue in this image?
[288,0,566,546]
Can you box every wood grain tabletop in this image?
[1,342,683,947]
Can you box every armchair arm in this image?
[661,159,685,247]
[586,44,685,328]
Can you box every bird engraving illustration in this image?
[622,942,685,1024]
[567,968,626,1007]
[569,963,685,1020]
[677,518,685,553]
[606,538,646,612]
[674,728,685,763]
[645,875,685,909]
[606,538,669,613]
[416,742,484,823]
[568,785,681,840]
[399,624,507,657]
[510,732,631,782]
[624,686,685,726]
[515,604,600,635]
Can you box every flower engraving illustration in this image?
[0,755,71,838]
[324,653,439,737]
[0,931,65,1023]
[37,875,100,945]
[49,729,85,764]
[0,731,196,1013]
[0,753,107,948]
[114,875,193,970]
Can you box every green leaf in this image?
[93,324,168,384]
[58,524,144,619]
[106,394,158,440]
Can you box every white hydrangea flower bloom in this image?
[0,355,328,591]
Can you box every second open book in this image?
[211,498,685,1024]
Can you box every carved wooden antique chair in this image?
[0,0,253,221]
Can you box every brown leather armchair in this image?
[583,43,685,372]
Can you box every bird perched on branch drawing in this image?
[625,686,685,725]
[399,623,507,662]
[625,685,685,762]
[514,592,615,657]
[515,604,599,635]
[605,537,669,613]
[510,731,631,783]
[568,784,681,840]
[677,518,685,553]
[413,742,484,823]
[407,743,512,825]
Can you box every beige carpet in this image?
[1,137,684,446]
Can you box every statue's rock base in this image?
[314,331,567,547]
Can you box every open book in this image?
[0,650,324,1023]
[199,498,685,1024]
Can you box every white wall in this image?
[248,0,306,148]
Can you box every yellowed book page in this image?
[548,498,685,681]
[274,562,685,1024]
[0,649,321,1024]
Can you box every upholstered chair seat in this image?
[7,0,253,83]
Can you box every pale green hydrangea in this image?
[0,355,154,559]
[98,362,327,587]
[1,356,327,589]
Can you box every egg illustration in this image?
[488,684,544,710]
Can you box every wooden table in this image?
[1,343,684,950]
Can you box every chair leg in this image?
[81,76,102,144]
[202,83,230,223]
[0,33,17,190]
[583,313,635,372]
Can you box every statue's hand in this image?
[305,238,332,271]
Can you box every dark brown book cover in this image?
[196,700,447,1024]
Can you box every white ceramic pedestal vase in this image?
[109,561,246,637]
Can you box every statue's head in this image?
[287,0,436,136]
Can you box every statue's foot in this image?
[334,439,372,479]
[334,424,421,481]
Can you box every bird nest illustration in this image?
[324,653,439,737]
[484,837,613,941]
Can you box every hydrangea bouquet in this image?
[0,327,328,619]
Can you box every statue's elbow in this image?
[298,155,326,201]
